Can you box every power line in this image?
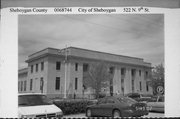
[61,15,163,39]
[61,15,132,34]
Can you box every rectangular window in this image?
[145,71,148,77]
[75,63,78,71]
[40,77,44,92]
[131,69,136,76]
[132,79,134,92]
[55,77,60,90]
[83,63,89,72]
[21,81,23,91]
[31,65,33,73]
[30,79,33,90]
[139,70,141,76]
[139,81,142,91]
[121,78,124,94]
[121,87,124,94]
[24,81,26,91]
[121,68,125,75]
[56,62,61,70]
[109,67,114,74]
[146,83,149,91]
[36,64,38,72]
[75,78,78,90]
[41,62,44,71]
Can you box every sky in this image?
[18,14,164,69]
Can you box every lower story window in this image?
[21,81,23,91]
[75,78,78,90]
[139,81,142,91]
[55,77,60,90]
[24,80,26,91]
[146,83,149,92]
[30,79,33,90]
[132,79,134,92]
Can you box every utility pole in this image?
[64,45,68,98]
[58,45,68,99]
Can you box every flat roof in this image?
[18,68,28,74]
[26,47,151,67]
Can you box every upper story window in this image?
[121,68,126,75]
[36,64,38,72]
[145,71,148,77]
[31,65,33,73]
[83,63,89,72]
[109,67,114,74]
[56,62,61,70]
[139,70,141,76]
[41,62,44,71]
[75,63,78,71]
[131,69,136,77]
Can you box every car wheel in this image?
[86,108,92,117]
[113,110,121,117]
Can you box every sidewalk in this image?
[64,113,86,118]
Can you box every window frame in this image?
[55,77,60,90]
[75,63,78,71]
[121,68,125,75]
[139,81,142,91]
[83,63,89,72]
[36,64,38,72]
[75,77,78,90]
[30,79,33,91]
[41,62,44,71]
[24,80,26,91]
[56,61,61,70]
[31,65,33,73]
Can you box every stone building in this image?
[18,47,152,99]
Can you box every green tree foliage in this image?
[83,62,111,98]
[148,63,164,95]
[152,63,164,81]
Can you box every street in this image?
[64,112,164,118]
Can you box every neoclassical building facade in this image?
[18,47,152,99]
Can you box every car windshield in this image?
[127,93,140,98]
[18,95,52,106]
[148,96,164,102]
[118,97,137,105]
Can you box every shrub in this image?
[53,99,95,115]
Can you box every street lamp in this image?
[64,46,68,98]
[58,45,68,99]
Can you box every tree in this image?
[152,63,164,81]
[148,63,164,95]
[83,62,111,98]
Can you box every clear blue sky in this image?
[19,14,164,69]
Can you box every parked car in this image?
[147,95,164,113]
[86,96,150,117]
[126,93,153,102]
[18,93,63,118]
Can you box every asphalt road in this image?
[64,112,164,118]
